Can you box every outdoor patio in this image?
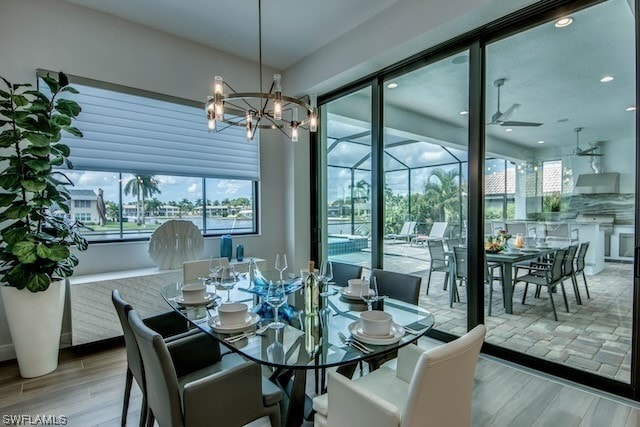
[330,241,633,383]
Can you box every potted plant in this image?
[0,72,88,378]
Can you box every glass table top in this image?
[161,282,435,370]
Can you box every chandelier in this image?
[205,0,317,142]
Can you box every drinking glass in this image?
[319,260,336,297]
[209,257,222,279]
[360,276,379,311]
[265,280,286,329]
[275,254,288,283]
[218,265,237,303]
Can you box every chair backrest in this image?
[505,222,527,236]
[576,241,589,272]
[549,248,568,284]
[183,258,229,282]
[401,324,486,427]
[427,239,447,269]
[111,290,145,390]
[371,269,421,305]
[128,309,185,427]
[428,222,448,239]
[331,261,363,287]
[563,245,578,276]
[452,246,467,281]
[397,222,413,235]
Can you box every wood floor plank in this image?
[485,376,562,426]
[548,385,597,418]
[625,408,640,426]
[579,397,632,427]
[532,406,581,427]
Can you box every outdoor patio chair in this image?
[562,245,582,305]
[426,239,449,295]
[450,247,502,314]
[514,248,569,321]
[387,221,417,244]
[410,221,449,246]
[575,241,591,299]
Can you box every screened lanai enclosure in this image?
[318,0,635,387]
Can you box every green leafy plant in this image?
[0,72,88,292]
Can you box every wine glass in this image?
[360,276,379,311]
[209,257,222,280]
[319,260,336,297]
[275,254,288,283]
[218,265,237,303]
[265,280,286,329]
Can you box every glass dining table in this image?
[161,279,435,427]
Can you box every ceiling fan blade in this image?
[500,120,543,127]
[498,103,520,122]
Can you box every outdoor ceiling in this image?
[63,0,399,69]
[327,0,634,174]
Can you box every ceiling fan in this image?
[488,79,543,127]
[572,127,603,156]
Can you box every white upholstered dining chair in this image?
[313,324,486,427]
[183,258,229,283]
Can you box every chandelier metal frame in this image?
[205,0,317,142]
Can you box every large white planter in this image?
[0,279,65,378]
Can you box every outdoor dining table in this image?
[447,247,555,314]
[161,280,435,427]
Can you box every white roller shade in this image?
[38,76,260,181]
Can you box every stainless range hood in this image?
[574,172,619,194]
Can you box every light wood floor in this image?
[0,342,638,427]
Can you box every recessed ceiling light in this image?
[505,128,513,132]
[459,110,469,115]
[555,17,573,28]
[626,106,636,112]
[386,82,398,89]
[600,76,614,83]
[537,140,545,144]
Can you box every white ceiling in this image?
[63,0,399,69]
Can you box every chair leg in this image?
[145,408,155,427]
[522,283,529,305]
[122,368,133,426]
[571,274,582,305]
[582,272,591,299]
[488,281,493,317]
[426,269,432,295]
[548,287,558,321]
[560,282,570,313]
[138,394,147,427]
[443,271,449,291]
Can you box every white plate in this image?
[175,292,218,307]
[339,288,374,301]
[348,321,405,345]
[210,313,260,333]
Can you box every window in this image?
[39,73,260,241]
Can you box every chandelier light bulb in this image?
[309,93,318,132]
[273,74,282,120]
[214,76,224,94]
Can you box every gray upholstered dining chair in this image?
[313,325,486,427]
[331,261,363,287]
[128,309,282,427]
[112,289,202,426]
[371,268,421,305]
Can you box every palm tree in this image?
[423,168,462,223]
[350,179,370,217]
[124,174,161,225]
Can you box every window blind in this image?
[38,76,260,181]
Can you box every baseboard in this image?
[0,333,73,363]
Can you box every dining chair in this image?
[128,309,282,427]
[313,325,486,427]
[183,258,229,283]
[371,268,421,305]
[562,245,581,305]
[112,290,211,427]
[575,242,591,299]
[514,248,569,321]
[450,247,502,315]
[331,261,363,287]
[426,239,449,295]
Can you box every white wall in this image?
[0,0,289,359]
